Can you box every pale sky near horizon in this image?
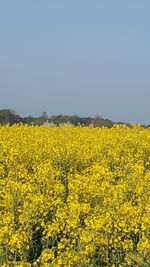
[0,0,150,124]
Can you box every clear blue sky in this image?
[0,0,150,123]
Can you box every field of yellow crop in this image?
[0,124,150,266]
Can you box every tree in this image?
[0,109,21,125]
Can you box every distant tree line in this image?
[0,109,21,125]
[0,109,149,128]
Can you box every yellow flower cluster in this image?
[0,123,150,266]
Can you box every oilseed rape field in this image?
[0,124,150,266]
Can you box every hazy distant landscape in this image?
[0,109,150,128]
